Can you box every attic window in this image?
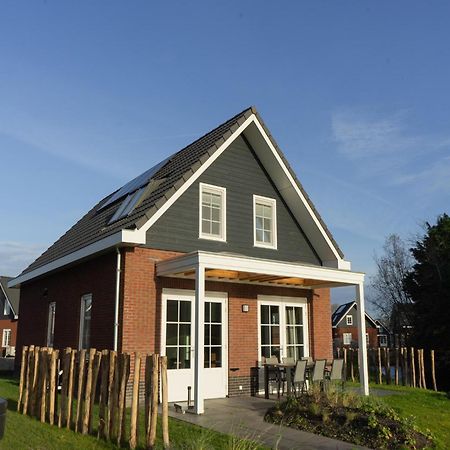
[346,315,353,326]
[109,188,144,224]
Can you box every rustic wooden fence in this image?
[17,345,169,449]
[336,347,437,391]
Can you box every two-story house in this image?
[0,276,20,356]
[9,107,369,413]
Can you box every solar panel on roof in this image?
[99,157,170,210]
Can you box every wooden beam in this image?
[205,269,240,279]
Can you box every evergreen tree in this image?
[404,214,450,389]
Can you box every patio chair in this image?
[264,356,281,396]
[325,358,345,392]
[280,357,295,395]
[310,359,326,390]
[292,359,308,396]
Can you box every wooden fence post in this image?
[343,348,347,381]
[145,354,152,438]
[148,353,159,449]
[59,348,71,427]
[377,348,382,384]
[107,350,117,440]
[410,347,416,388]
[98,350,109,439]
[82,349,96,434]
[31,346,40,417]
[161,356,169,448]
[75,349,86,433]
[421,349,427,389]
[88,351,102,434]
[23,345,34,415]
[49,349,58,425]
[40,348,49,423]
[129,352,141,450]
[394,348,399,385]
[431,350,437,391]
[385,348,391,384]
[350,349,354,382]
[17,346,28,412]
[117,353,130,446]
[67,349,76,429]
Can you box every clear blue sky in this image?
[1,2,449,306]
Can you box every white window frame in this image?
[379,334,388,347]
[253,195,277,249]
[343,332,352,345]
[257,296,309,362]
[79,293,92,350]
[199,183,227,242]
[2,329,11,347]
[47,302,56,347]
[346,315,353,326]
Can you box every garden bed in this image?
[265,388,434,450]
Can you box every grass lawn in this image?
[0,376,264,449]
[368,383,450,450]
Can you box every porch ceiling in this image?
[156,251,364,289]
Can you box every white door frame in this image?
[161,288,228,403]
[257,295,310,362]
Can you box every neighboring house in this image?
[374,319,392,348]
[0,276,20,356]
[332,301,378,349]
[390,303,413,346]
[10,107,369,413]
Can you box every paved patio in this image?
[169,396,370,449]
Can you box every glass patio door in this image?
[259,297,309,362]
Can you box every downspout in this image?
[114,247,121,352]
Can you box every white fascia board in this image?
[138,115,256,234]
[245,119,346,268]
[157,251,364,286]
[0,282,16,316]
[8,230,130,287]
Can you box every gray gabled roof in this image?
[0,276,20,315]
[19,106,344,279]
[332,300,378,328]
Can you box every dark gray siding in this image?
[146,136,321,265]
[338,307,376,329]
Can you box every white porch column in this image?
[194,263,205,414]
[355,282,369,395]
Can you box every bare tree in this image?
[369,234,413,329]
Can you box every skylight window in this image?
[108,188,144,224]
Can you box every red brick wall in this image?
[121,248,333,379]
[333,326,379,348]
[0,319,18,352]
[16,252,117,364]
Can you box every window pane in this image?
[271,326,280,345]
[298,346,304,359]
[211,193,221,207]
[270,306,279,324]
[261,326,270,345]
[263,230,271,243]
[295,307,302,325]
[210,325,221,345]
[210,347,221,367]
[211,222,220,236]
[286,307,294,325]
[255,204,264,216]
[286,326,295,345]
[204,302,210,322]
[204,348,210,368]
[287,346,295,358]
[179,347,191,369]
[179,301,191,322]
[261,305,269,324]
[167,300,178,322]
[255,216,263,229]
[296,326,304,345]
[167,347,177,369]
[211,207,220,221]
[261,346,271,358]
[255,229,263,242]
[179,324,191,346]
[202,219,211,234]
[202,205,211,220]
[204,324,210,345]
[263,204,272,218]
[210,303,221,323]
[270,346,281,360]
[202,192,211,205]
[166,324,178,345]
[263,217,271,231]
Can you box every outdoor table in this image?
[263,362,295,399]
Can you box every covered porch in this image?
[156,250,368,414]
